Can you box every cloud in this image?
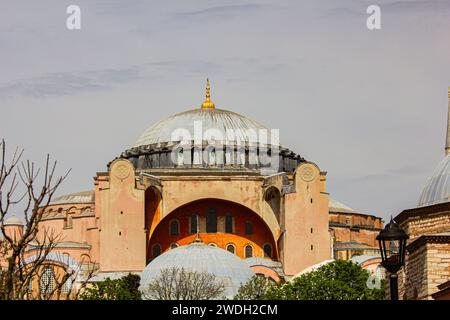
[0,66,144,99]
[0,60,225,100]
[175,3,266,19]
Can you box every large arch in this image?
[147,198,278,261]
[159,186,281,243]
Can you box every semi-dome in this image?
[417,154,450,207]
[139,242,254,298]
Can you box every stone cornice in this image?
[395,201,450,225]
[406,234,450,254]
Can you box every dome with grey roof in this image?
[50,190,94,205]
[417,154,450,207]
[139,242,254,298]
[133,107,277,148]
[119,82,304,172]
[4,216,23,226]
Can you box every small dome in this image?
[328,198,357,214]
[418,154,450,207]
[50,190,95,205]
[133,108,276,148]
[4,216,23,226]
[139,242,254,298]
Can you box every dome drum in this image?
[117,142,303,173]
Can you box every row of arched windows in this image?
[151,243,273,259]
[168,215,254,236]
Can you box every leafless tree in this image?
[0,138,95,300]
[144,267,225,300]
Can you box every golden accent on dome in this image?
[201,78,215,109]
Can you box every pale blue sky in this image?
[1,0,450,220]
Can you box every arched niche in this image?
[264,186,281,224]
[145,186,162,262]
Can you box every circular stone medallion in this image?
[300,164,316,182]
[114,163,131,180]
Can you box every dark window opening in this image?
[263,244,272,258]
[152,244,161,258]
[206,208,217,233]
[245,221,253,235]
[170,220,180,236]
[245,245,253,258]
[225,214,233,233]
[190,214,198,234]
[226,244,235,254]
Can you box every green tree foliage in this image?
[235,260,385,300]
[80,273,142,300]
[234,276,278,300]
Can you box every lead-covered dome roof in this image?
[133,107,276,148]
[118,80,304,173]
[417,154,450,207]
[139,242,254,298]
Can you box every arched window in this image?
[208,243,217,247]
[170,242,179,249]
[169,219,180,236]
[40,266,54,294]
[64,212,73,228]
[263,244,272,258]
[152,244,161,258]
[245,245,253,258]
[245,221,253,235]
[225,214,233,233]
[62,277,72,294]
[190,214,198,234]
[226,244,236,254]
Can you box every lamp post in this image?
[376,218,409,300]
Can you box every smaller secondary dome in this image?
[328,198,357,214]
[139,242,254,298]
[50,191,95,205]
[4,216,23,226]
[418,154,450,207]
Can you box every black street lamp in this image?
[376,218,409,300]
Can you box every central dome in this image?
[139,242,254,298]
[133,107,275,148]
[118,80,303,173]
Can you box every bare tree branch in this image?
[0,139,88,300]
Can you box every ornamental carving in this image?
[114,162,131,180]
[300,164,316,182]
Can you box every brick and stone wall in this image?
[390,240,450,300]
[400,211,450,242]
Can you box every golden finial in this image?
[201,78,215,109]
